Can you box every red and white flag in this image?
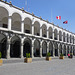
[63,21,68,24]
[56,16,61,20]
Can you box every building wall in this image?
[0,1,75,59]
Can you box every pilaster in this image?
[21,21,24,33]
[8,16,12,30]
[40,40,43,58]
[47,30,49,38]
[6,37,11,59]
[32,39,34,58]
[20,39,24,58]
[53,43,55,57]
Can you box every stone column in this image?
[8,16,12,30]
[40,27,42,37]
[62,45,64,54]
[62,33,63,42]
[40,40,42,57]
[58,44,60,57]
[47,42,49,53]
[53,30,54,40]
[69,46,70,54]
[21,21,24,33]
[32,25,34,35]
[66,46,67,56]
[20,39,24,58]
[32,39,34,58]
[53,43,55,57]
[47,30,49,38]
[32,19,34,35]
[6,37,11,59]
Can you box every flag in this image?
[63,21,68,24]
[56,16,61,20]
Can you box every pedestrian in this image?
[68,53,70,58]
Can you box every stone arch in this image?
[42,24,47,37]
[34,39,40,57]
[0,6,8,28]
[11,13,21,31]
[0,33,7,58]
[48,27,53,39]
[24,17,32,34]
[54,42,58,56]
[54,29,58,40]
[10,36,21,58]
[49,41,53,56]
[34,21,40,36]
[23,38,31,57]
[59,31,62,41]
[42,41,47,57]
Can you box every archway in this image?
[42,41,47,57]
[63,32,65,42]
[34,21,40,36]
[34,40,40,57]
[59,31,62,41]
[54,43,58,56]
[42,24,47,37]
[0,34,7,58]
[54,29,58,40]
[24,17,32,34]
[10,36,21,58]
[23,38,31,57]
[48,27,53,39]
[49,42,53,56]
[0,7,8,28]
[11,13,21,31]
[67,34,69,42]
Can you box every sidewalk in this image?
[0,57,75,75]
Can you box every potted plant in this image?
[24,53,32,63]
[69,53,73,58]
[46,52,51,61]
[0,52,3,66]
[59,54,64,59]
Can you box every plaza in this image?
[0,57,75,75]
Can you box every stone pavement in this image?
[0,57,75,75]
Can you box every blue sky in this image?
[6,0,75,33]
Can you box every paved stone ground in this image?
[0,57,75,75]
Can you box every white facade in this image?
[0,0,75,59]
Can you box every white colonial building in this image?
[0,0,75,59]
